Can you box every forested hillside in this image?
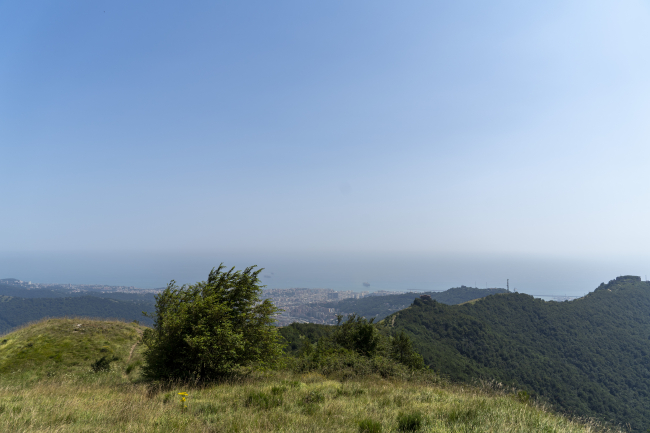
[0,283,157,302]
[386,276,650,431]
[0,296,154,334]
[320,286,507,321]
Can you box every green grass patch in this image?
[0,318,145,382]
[358,418,382,433]
[245,391,283,410]
[397,411,424,431]
[0,318,621,433]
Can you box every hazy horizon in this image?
[2,251,647,299]
[2,1,650,291]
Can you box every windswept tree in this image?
[141,264,283,381]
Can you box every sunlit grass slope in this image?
[0,319,616,432]
[0,317,146,381]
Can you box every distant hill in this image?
[0,317,146,378]
[0,283,69,298]
[279,286,507,354]
[0,282,158,302]
[385,276,650,432]
[0,278,21,284]
[321,286,507,321]
[0,296,154,335]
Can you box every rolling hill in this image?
[0,296,154,334]
[320,286,508,321]
[385,275,650,431]
[0,317,146,380]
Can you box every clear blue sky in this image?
[2,1,650,288]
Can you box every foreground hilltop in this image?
[0,317,146,380]
[0,296,155,336]
[0,318,610,432]
[386,276,650,431]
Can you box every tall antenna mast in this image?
[507,279,509,292]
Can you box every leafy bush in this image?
[397,411,423,432]
[358,418,382,433]
[245,391,283,410]
[91,356,113,373]
[517,390,530,404]
[141,264,284,381]
[390,331,424,369]
[303,390,325,404]
[285,314,427,379]
[125,360,141,375]
[270,386,286,395]
[162,392,173,404]
[336,386,365,398]
[333,314,381,357]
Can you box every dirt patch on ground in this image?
[127,328,144,363]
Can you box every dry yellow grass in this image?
[0,372,618,433]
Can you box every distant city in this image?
[0,277,429,326]
[0,278,161,294]
[0,278,580,326]
[260,287,436,326]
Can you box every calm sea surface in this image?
[1,251,647,298]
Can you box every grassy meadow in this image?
[0,318,619,433]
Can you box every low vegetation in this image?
[0,266,628,431]
[281,314,426,381]
[0,330,611,432]
[0,315,616,432]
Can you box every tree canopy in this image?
[279,313,425,378]
[141,264,283,381]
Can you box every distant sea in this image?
[1,251,647,298]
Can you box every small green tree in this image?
[333,314,381,357]
[390,331,424,369]
[141,264,283,381]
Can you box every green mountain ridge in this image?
[320,286,508,321]
[0,283,158,302]
[385,275,650,431]
[0,296,155,335]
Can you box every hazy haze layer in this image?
[2,1,649,286]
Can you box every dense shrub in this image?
[397,411,423,432]
[141,264,284,381]
[303,390,325,404]
[244,391,283,410]
[333,314,381,356]
[390,331,425,370]
[91,356,113,373]
[285,314,426,379]
[358,418,382,433]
